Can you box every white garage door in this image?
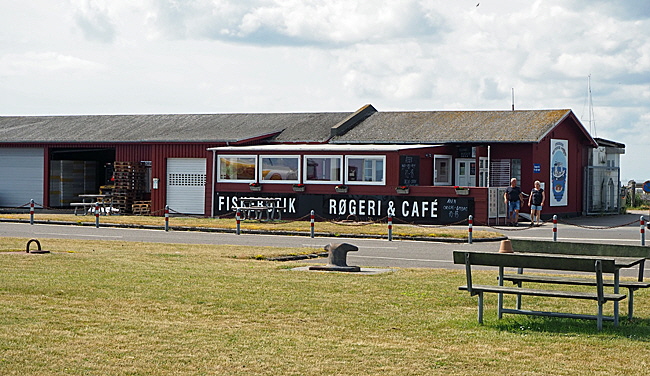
[166,158,206,215]
[0,148,45,207]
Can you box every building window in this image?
[489,159,510,186]
[304,156,343,184]
[217,155,256,182]
[511,159,521,183]
[260,156,300,183]
[345,156,385,185]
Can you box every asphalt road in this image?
[2,212,648,276]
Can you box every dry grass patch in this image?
[0,213,503,240]
[0,237,649,375]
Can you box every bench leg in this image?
[497,293,503,319]
[614,271,620,327]
[478,292,484,324]
[498,266,503,319]
[516,267,523,310]
[628,289,634,320]
[597,301,603,331]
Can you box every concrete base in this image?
[293,266,393,275]
[308,265,361,272]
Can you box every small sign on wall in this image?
[533,163,541,173]
[399,155,420,186]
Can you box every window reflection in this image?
[260,157,299,182]
[305,156,341,182]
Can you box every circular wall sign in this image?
[643,180,650,193]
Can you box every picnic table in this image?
[453,250,647,330]
[71,194,114,216]
[235,197,285,221]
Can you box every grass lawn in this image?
[1,236,649,375]
[0,213,504,240]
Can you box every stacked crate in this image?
[112,161,147,214]
[131,200,151,215]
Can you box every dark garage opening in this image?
[49,148,116,207]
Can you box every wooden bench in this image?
[70,202,97,216]
[235,206,286,221]
[453,250,632,330]
[506,239,650,319]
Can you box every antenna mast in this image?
[586,75,597,137]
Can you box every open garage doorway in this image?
[49,148,116,207]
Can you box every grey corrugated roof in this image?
[0,108,594,145]
[0,112,353,143]
[330,109,577,144]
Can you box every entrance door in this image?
[166,158,206,215]
[433,155,452,186]
[455,158,476,187]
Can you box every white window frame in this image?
[303,155,343,184]
[433,154,453,186]
[344,155,386,185]
[259,155,301,184]
[216,154,257,183]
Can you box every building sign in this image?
[533,163,541,173]
[550,139,568,206]
[214,193,474,224]
[458,146,476,158]
[399,155,420,186]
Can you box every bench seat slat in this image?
[459,284,626,302]
[502,274,650,289]
[452,251,619,273]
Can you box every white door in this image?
[0,148,44,207]
[478,157,488,187]
[166,158,206,215]
[455,158,476,187]
[433,155,452,185]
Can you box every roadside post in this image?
[165,205,170,232]
[468,215,473,244]
[310,210,315,238]
[236,208,241,235]
[553,215,558,242]
[641,216,646,246]
[30,199,35,225]
[95,202,100,228]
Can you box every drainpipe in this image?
[211,149,216,218]
[487,145,491,188]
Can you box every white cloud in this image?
[71,0,117,43]
[145,0,445,45]
[0,52,104,76]
[0,0,649,179]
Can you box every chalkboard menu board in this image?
[399,155,420,186]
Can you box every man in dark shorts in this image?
[503,178,524,226]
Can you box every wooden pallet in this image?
[131,201,151,216]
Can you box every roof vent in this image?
[330,104,377,137]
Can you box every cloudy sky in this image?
[1,0,649,182]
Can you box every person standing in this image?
[504,178,524,226]
[528,180,546,226]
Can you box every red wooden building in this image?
[0,105,600,223]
